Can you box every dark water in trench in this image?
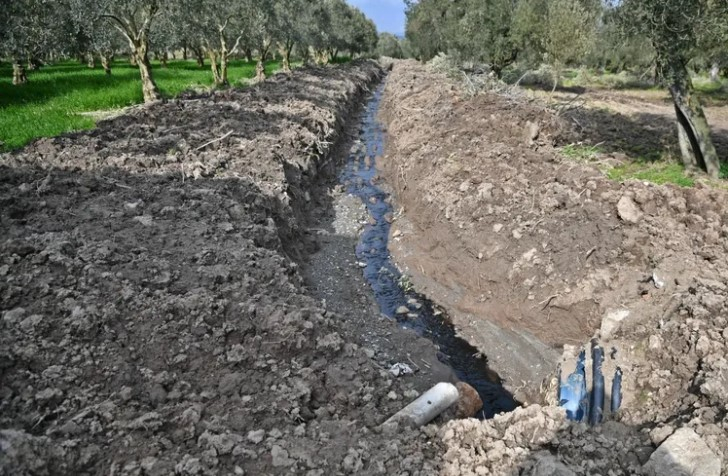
[341,82,519,418]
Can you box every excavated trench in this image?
[340,81,518,418]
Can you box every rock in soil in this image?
[644,427,721,476]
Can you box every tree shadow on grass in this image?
[563,105,728,163]
[0,60,284,110]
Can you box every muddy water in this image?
[341,83,518,418]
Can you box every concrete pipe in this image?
[383,382,460,428]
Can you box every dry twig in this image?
[195,130,233,151]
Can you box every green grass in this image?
[692,77,728,104]
[560,143,604,161]
[693,76,726,94]
[721,162,728,180]
[0,58,285,151]
[607,160,696,188]
[560,143,701,188]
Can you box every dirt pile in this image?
[379,60,728,472]
[0,61,446,475]
[440,405,653,476]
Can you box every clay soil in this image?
[379,60,728,472]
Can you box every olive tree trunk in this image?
[27,57,41,70]
[134,44,161,103]
[192,46,205,67]
[279,42,294,73]
[86,52,96,69]
[208,50,223,85]
[668,63,720,178]
[12,60,28,85]
[255,59,266,81]
[255,40,271,81]
[100,53,113,75]
[103,7,160,103]
[312,47,329,65]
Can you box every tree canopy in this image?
[405,0,728,177]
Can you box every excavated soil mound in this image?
[379,60,728,472]
[0,62,448,476]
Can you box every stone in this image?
[600,309,630,339]
[2,307,26,324]
[218,373,244,396]
[478,183,494,200]
[271,445,294,467]
[19,314,43,331]
[217,222,234,232]
[454,382,483,418]
[617,196,642,224]
[643,427,721,476]
[396,306,409,315]
[407,298,422,309]
[650,426,675,446]
[648,335,662,351]
[133,215,154,226]
[247,430,265,444]
[493,224,504,233]
[198,432,243,456]
[524,121,541,143]
[528,453,576,476]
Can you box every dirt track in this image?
[2,58,728,475]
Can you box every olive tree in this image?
[1,0,62,84]
[69,0,126,75]
[542,0,597,90]
[274,0,307,72]
[377,33,405,59]
[621,0,726,177]
[95,0,166,102]
[325,0,352,60]
[349,8,378,57]
[244,0,278,80]
[301,1,333,64]
[404,0,448,61]
[175,0,248,86]
[454,0,522,76]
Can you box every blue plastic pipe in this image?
[590,341,605,426]
[560,350,589,421]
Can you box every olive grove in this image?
[405,0,728,178]
[1,0,377,102]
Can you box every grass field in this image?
[0,59,285,151]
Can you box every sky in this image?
[347,0,407,36]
